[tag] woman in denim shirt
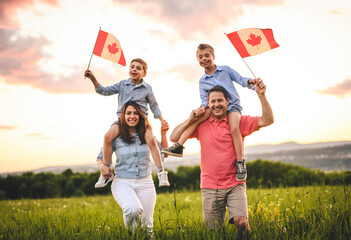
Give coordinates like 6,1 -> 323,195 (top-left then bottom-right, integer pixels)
96,101 -> 170,232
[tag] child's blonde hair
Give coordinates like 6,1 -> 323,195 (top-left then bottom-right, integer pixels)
131,58 -> 148,75
197,43 -> 215,57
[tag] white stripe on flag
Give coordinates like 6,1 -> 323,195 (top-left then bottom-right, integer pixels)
237,28 -> 272,57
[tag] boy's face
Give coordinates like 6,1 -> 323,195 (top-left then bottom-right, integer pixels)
197,48 -> 215,69
129,61 -> 146,83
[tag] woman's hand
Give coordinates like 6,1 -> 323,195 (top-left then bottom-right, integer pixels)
161,120 -> 169,134
98,159 -> 114,179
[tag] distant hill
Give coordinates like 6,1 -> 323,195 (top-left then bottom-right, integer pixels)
244,141 -> 351,154
245,143 -> 351,171
1,141 -> 350,176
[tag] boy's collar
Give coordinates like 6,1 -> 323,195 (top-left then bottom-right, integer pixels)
204,65 -> 223,76
128,78 -> 146,86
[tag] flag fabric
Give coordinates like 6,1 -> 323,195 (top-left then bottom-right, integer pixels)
226,28 -> 279,58
93,30 -> 126,66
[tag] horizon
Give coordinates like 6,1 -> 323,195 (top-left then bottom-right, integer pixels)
2,140 -> 350,175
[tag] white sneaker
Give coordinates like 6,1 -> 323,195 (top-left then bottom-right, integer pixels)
158,170 -> 170,187
94,174 -> 114,188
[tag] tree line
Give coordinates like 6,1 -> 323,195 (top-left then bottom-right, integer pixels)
1,159 -> 350,200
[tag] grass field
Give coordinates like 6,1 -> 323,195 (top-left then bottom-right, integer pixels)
1,185 -> 350,239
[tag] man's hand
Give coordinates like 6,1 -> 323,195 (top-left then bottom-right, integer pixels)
255,78 -> 266,96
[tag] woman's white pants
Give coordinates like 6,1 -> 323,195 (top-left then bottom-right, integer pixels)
111,175 -> 156,230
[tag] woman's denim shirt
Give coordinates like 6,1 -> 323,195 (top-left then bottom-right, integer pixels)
97,134 -> 152,179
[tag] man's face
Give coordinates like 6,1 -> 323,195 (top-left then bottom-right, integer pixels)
207,91 -> 229,120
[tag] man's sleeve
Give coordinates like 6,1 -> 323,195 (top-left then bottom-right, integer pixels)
240,115 -> 259,137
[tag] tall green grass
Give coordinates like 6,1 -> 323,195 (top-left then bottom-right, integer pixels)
1,185 -> 350,239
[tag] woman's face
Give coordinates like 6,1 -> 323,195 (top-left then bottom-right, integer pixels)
124,105 -> 140,128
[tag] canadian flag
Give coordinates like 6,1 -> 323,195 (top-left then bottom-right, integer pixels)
226,28 -> 279,58
93,30 -> 126,66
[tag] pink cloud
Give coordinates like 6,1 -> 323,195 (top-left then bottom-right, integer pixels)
316,79 -> 351,97
0,27 -> 125,94
0,0 -> 59,29
116,0 -> 284,39
0,126 -> 17,130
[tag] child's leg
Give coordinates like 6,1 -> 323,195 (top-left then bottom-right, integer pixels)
228,111 -> 243,161
178,108 -> 211,145
161,109 -> 211,157
103,123 -> 120,166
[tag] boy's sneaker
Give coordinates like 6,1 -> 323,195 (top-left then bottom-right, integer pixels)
236,160 -> 247,181
161,143 -> 184,157
95,174 -> 114,188
158,170 -> 170,187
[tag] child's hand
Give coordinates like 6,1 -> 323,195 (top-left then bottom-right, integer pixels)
161,120 -> 169,134
194,106 -> 206,117
248,78 -> 258,85
84,70 -> 96,80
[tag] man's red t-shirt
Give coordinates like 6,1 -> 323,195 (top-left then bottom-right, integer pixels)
194,115 -> 259,189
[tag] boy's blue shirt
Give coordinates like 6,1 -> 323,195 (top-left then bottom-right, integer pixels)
199,65 -> 254,112
95,78 -> 161,118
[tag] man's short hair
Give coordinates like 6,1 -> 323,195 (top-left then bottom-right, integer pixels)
207,85 -> 229,100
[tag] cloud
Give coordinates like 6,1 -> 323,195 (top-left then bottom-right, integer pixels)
0,0 -> 59,29
116,0 -> 283,39
165,63 -> 204,83
25,133 -> 43,137
0,126 -> 17,130
25,132 -> 53,140
0,27 -> 126,94
316,79 -> 351,97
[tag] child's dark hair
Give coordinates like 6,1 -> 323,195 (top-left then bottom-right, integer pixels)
131,58 -> 148,75
207,85 -> 229,100
197,43 -> 215,57
118,101 -> 151,144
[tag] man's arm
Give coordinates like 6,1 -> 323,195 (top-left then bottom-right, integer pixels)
256,79 -> 274,128
169,110 -> 199,142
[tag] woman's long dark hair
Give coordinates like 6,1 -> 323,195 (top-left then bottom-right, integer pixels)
118,101 -> 151,144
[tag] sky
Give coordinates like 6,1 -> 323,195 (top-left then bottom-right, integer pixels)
1,0 -> 351,173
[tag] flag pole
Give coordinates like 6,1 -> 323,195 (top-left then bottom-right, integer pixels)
85,27 -> 101,78
240,57 -> 256,79
224,33 -> 256,79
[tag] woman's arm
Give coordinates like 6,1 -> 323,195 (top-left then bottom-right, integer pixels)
160,120 -> 169,149
145,128 -> 163,168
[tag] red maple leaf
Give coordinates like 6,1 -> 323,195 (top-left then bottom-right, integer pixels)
107,42 -> 119,56
246,33 -> 262,49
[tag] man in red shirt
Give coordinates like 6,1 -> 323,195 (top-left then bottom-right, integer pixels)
169,79 -> 274,238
